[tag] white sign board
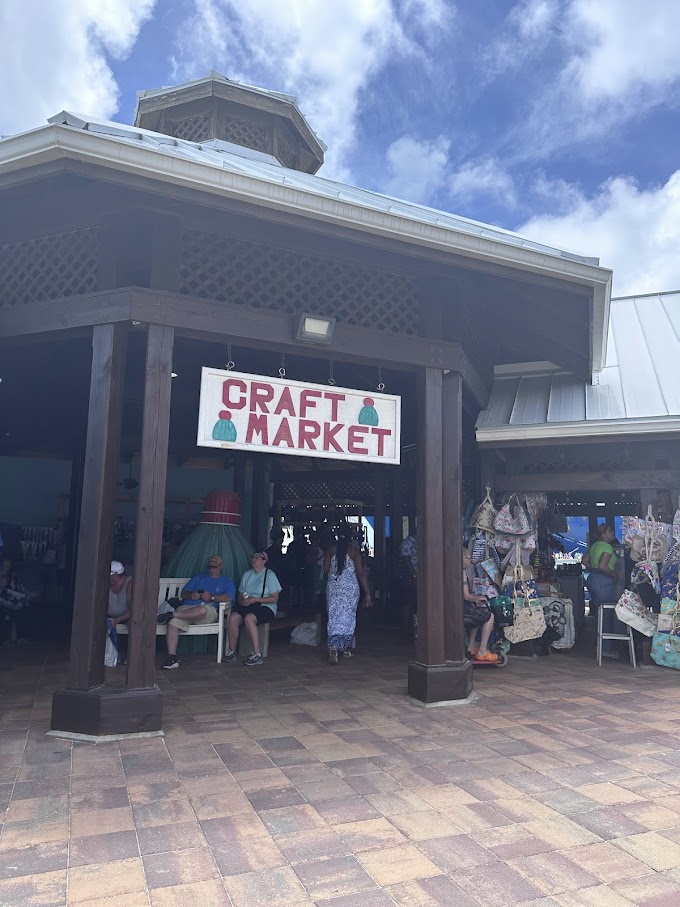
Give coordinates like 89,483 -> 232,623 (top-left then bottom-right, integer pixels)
197,368 -> 401,465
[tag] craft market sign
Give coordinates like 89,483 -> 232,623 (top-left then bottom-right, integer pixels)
198,368 -> 401,464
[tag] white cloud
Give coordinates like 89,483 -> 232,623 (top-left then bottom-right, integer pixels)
383,135 -> 450,204
517,172 -> 680,295
0,0 -> 155,136
564,0 -> 680,102
485,0 -> 558,78
450,159 -> 517,208
174,0 -> 451,180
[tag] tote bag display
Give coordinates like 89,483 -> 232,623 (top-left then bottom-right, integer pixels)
541,598 -> 576,649
504,599 -> 546,643
470,487 -> 497,533
651,588 -> 680,670
494,494 -> 531,537
615,589 -> 657,637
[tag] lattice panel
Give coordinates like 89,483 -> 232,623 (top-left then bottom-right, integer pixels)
277,479 -> 375,504
223,117 -> 268,153
167,112 -> 212,143
0,227 -> 101,307
180,228 -> 419,335
460,302 -> 493,384
277,129 -> 297,169
520,445 -> 636,474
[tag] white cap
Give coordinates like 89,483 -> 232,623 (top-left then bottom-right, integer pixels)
111,561 -> 125,575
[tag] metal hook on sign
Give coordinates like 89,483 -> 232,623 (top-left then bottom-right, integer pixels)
328,360 -> 336,386
377,365 -> 385,392
279,352 -> 286,379
225,344 -> 235,371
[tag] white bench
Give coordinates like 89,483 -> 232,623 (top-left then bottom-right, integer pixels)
115,578 -> 274,662
116,578 -> 228,663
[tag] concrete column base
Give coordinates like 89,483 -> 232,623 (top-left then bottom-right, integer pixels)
407,660 -> 474,705
50,684 -> 162,737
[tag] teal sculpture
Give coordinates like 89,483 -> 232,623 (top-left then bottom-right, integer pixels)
358,397 -> 379,426
212,410 -> 237,442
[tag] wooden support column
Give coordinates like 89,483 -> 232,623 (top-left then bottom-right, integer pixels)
408,368 -> 472,704
252,457 -> 271,549
373,467 -> 386,612
51,324 -> 128,736
127,325 -> 174,702
442,372 -> 471,676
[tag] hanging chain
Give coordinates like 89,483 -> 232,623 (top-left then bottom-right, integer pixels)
279,352 -> 286,378
377,365 -> 385,392
328,360 -> 336,386
225,344 -> 235,371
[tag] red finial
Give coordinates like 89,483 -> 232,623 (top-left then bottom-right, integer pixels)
219,410 -> 232,420
363,398 -> 374,406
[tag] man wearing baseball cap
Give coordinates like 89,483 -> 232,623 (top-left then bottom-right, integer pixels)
163,555 -> 235,669
108,561 -> 132,628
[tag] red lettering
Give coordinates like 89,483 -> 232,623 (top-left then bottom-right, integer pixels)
222,378 -> 247,410
250,381 -> 275,413
274,386 -> 297,417
298,419 -> 321,450
300,389 -> 322,418
272,418 -> 294,447
348,425 -> 369,455
324,391 -> 346,422
246,413 -> 269,445
323,421 -> 343,452
371,427 -> 392,457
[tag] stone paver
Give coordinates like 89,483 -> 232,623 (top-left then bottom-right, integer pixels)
1,633 -> 680,905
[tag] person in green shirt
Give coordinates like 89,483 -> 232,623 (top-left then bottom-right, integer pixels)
583,523 -> 618,654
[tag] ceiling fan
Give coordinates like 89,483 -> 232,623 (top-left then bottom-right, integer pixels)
119,461 -> 139,490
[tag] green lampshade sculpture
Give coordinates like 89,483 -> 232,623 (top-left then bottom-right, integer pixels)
163,489 -> 253,586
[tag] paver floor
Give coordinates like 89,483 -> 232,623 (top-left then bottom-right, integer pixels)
2,633 -> 680,906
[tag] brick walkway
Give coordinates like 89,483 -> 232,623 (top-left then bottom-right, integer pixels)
2,635 -> 680,907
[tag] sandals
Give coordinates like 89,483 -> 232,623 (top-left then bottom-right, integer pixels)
475,651 -> 499,663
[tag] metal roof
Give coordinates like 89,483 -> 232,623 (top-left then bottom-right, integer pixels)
476,290 -> 680,443
0,109 -> 612,372
29,111 -> 599,267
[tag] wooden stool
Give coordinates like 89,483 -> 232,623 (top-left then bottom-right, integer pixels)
597,603 -> 636,667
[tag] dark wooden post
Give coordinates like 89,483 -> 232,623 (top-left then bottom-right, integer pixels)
51,324 -> 128,735
66,324 -> 127,690
373,467 -> 386,612
442,372 -> 469,669
252,457 -> 271,549
127,324 -> 174,693
408,366 -> 473,704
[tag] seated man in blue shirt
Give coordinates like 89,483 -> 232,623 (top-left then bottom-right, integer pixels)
163,554 -> 235,669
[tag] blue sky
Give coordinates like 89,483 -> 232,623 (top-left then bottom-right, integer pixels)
3,0 -> 680,293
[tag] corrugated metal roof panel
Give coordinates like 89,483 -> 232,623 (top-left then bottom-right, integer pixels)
476,378 -> 520,429
547,374 -> 586,422
509,375 -> 551,424
477,290 -> 680,439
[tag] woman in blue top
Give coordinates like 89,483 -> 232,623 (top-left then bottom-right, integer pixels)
224,551 -> 282,666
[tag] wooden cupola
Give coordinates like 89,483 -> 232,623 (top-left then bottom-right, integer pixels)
134,72 -> 325,174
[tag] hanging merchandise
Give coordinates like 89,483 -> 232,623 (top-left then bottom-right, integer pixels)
105,619 -> 119,668
488,596 -> 514,626
471,535 -> 488,563
623,512 -> 673,548
504,562 -> 546,644
615,589 -> 657,637
651,584 -> 680,670
541,597 -> 575,649
523,492 -> 548,529
544,499 -> 569,534
480,557 -> 502,586
470,487 -> 497,533
673,497 -> 680,542
494,494 -> 531,536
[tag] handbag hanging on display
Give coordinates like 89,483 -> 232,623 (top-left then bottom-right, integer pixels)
615,589 -> 657,637
494,494 -> 531,537
470,487 -> 497,533
504,565 -> 546,644
651,584 -> 680,670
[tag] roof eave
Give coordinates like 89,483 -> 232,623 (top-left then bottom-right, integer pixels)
0,125 -> 612,292
476,416 -> 680,445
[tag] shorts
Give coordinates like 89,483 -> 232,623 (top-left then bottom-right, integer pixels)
464,603 -> 492,628
169,604 -> 219,633
232,604 -> 275,624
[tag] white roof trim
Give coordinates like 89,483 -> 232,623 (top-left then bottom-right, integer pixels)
477,416 -> 680,444
0,123 -> 614,296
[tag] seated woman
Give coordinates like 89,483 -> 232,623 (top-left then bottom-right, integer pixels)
463,551 -> 498,662
224,551 -> 282,666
